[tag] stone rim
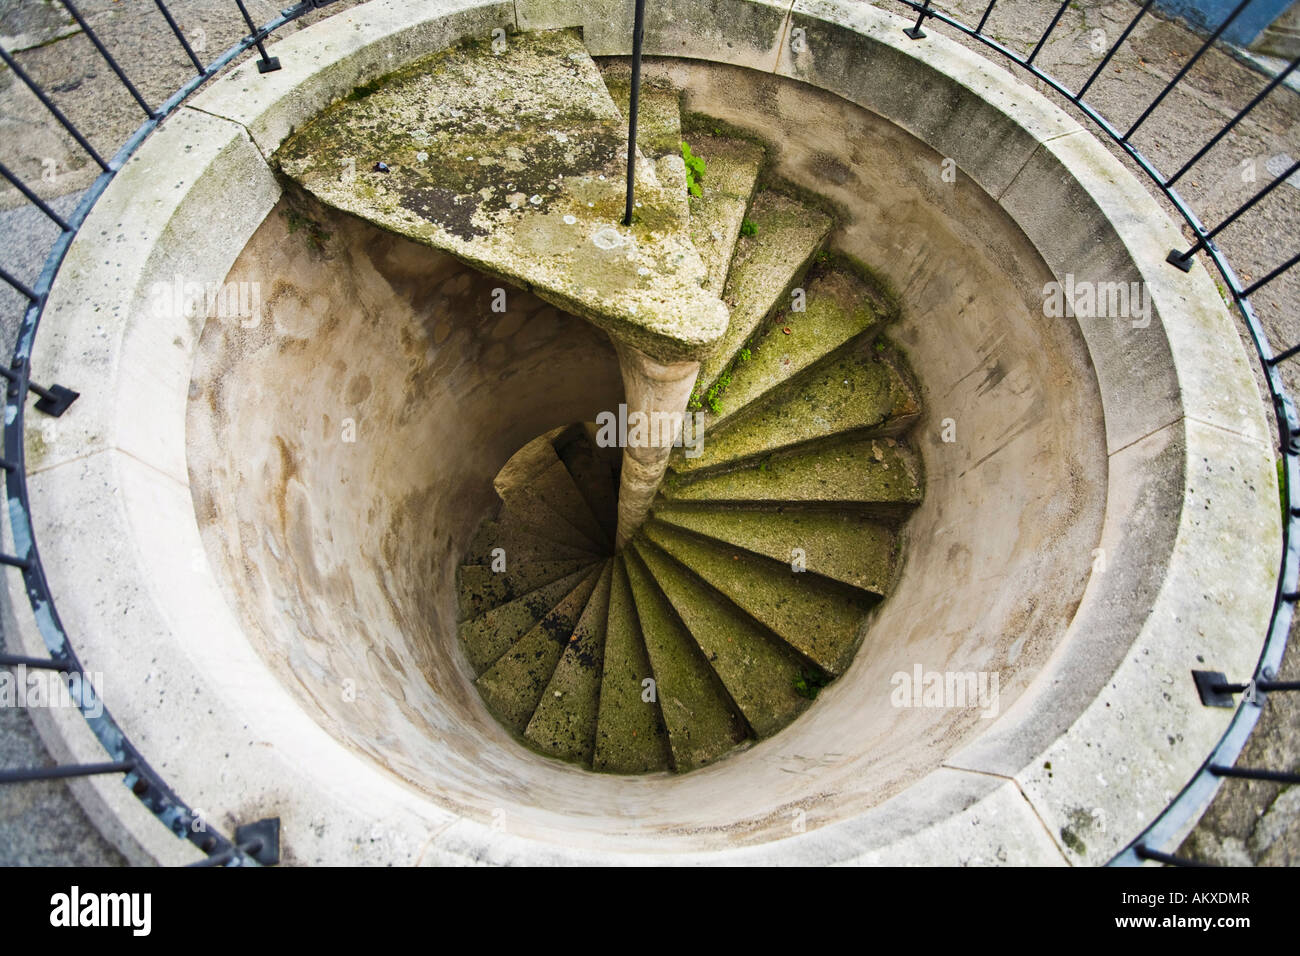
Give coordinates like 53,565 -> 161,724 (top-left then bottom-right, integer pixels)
7,0 -> 1277,865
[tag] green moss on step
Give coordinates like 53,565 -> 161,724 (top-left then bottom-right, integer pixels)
702,261 -> 882,431
624,546 -> 748,771
592,557 -> 673,773
460,566 -> 594,674
678,334 -> 921,475
475,567 -> 602,732
524,563 -> 614,763
635,539 -> 810,737
457,559 -> 594,621
651,505 -> 898,597
666,433 -> 923,510
641,521 -> 874,676
274,29 -> 728,363
695,189 -> 834,396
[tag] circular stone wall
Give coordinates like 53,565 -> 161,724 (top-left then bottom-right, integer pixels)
9,0 -> 1277,866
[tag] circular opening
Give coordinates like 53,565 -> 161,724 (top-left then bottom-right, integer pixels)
184,62 -> 1106,852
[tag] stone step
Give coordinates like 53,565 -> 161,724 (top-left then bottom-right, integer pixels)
663,433 -> 923,511
695,189 -> 833,395
701,262 -> 887,430
475,565 -> 604,733
276,28 -> 728,364
493,427 -> 566,498
680,131 -> 766,294
634,538 -> 809,738
457,559 -> 596,621
677,335 -> 921,476
642,520 -> 873,676
602,69 -> 688,223
592,556 -> 673,774
523,561 -> 615,763
623,545 -> 748,771
553,423 -> 619,546
463,518 -> 600,566
459,566 -> 596,674
651,505 -> 898,597
499,456 -> 610,553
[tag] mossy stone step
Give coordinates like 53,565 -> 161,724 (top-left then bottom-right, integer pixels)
475,565 -> 604,732
602,71 -> 687,222
464,518 -> 599,566
275,29 -> 728,364
695,189 -> 833,394
663,433 -> 923,509
635,538 -> 809,738
553,423 -> 619,546
459,566 -> 595,674
592,556 -> 672,774
457,559 -> 595,620
679,335 -> 921,475
641,520 -> 873,675
681,132 -> 766,294
701,264 -> 885,430
651,505 -> 898,597
524,561 -> 615,763
624,546 -> 748,771
499,457 -> 610,553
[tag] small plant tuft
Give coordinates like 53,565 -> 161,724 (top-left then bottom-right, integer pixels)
793,668 -> 831,700
681,141 -> 706,197
282,208 -> 331,252
703,369 -> 731,414
740,218 -> 758,237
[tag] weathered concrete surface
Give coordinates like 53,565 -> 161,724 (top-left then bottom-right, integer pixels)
475,566 -> 603,732
643,521 -> 875,676
460,566 -> 597,674
457,559 -> 593,620
701,261 -> 885,429
275,29 -> 728,364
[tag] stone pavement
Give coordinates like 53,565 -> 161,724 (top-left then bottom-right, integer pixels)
0,0 -> 1295,865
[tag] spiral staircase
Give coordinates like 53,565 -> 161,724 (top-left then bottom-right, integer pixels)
274,30 -> 929,772
460,258 -> 924,771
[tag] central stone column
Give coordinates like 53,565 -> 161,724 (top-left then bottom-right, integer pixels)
614,341 -> 699,549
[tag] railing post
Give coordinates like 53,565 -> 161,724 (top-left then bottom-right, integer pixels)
905,0 -> 931,39
623,0 -> 647,227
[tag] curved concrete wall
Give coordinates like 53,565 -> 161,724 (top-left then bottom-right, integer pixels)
6,0 -> 1278,866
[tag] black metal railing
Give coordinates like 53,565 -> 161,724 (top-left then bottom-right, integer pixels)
1,0 -> 1295,866
0,0 -> 350,867
873,0 -> 1299,866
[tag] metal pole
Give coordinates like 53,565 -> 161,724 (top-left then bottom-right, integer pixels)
623,0 -> 647,227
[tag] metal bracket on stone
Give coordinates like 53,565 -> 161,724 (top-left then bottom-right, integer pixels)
1192,669 -> 1237,708
234,817 -> 281,865
30,382 -> 80,417
0,364 -> 79,417
1166,248 -> 1195,272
